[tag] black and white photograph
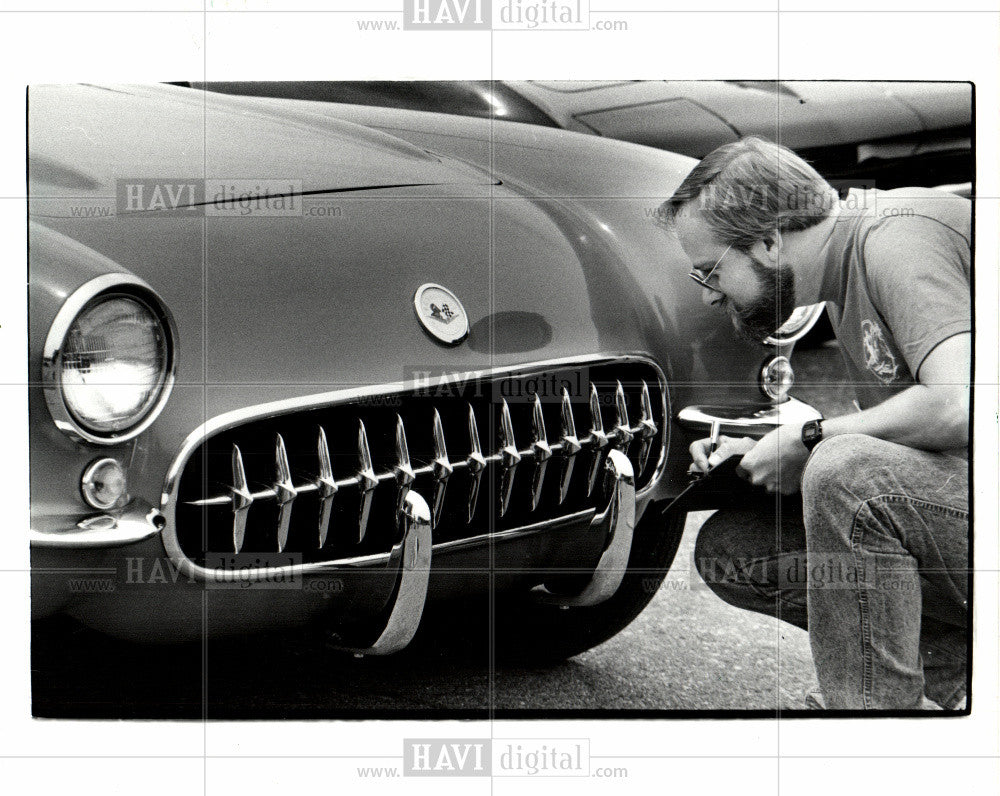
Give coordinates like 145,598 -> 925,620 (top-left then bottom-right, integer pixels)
4,1 -> 999,794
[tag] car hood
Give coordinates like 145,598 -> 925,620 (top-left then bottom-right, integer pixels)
28,83 -> 494,217
40,181 -> 658,405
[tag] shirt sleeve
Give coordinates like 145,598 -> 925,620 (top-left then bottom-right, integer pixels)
862,215 -> 971,380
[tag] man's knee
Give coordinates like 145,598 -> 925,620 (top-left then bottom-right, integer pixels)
694,510 -> 756,583
693,508 -> 810,628
801,433 -> 886,505
800,433 -> 917,553
693,509 -> 776,594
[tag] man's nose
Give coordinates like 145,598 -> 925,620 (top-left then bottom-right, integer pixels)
701,286 -> 724,307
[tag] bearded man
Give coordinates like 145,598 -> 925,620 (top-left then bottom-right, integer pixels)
659,137 -> 971,710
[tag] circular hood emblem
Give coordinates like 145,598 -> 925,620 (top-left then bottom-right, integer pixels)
413,283 -> 469,345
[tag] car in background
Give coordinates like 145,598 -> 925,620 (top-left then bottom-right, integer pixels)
30,82 -> 822,662
184,80 -> 973,193
507,80 -> 972,193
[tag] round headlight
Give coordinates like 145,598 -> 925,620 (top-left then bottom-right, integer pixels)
61,295 -> 167,433
43,275 -> 176,444
80,457 -> 128,510
760,355 -> 795,401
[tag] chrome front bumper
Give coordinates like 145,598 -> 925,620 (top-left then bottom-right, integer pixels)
30,499 -> 165,548
677,396 -> 822,439
32,451 -> 640,649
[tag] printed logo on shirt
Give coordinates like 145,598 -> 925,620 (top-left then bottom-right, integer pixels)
861,319 -> 900,383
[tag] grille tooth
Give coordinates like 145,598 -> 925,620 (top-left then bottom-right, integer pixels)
356,420 -> 378,544
465,403 -> 487,523
557,388 -> 580,505
636,381 -> 658,475
529,394 -> 552,511
638,380 -> 657,436
614,380 -> 634,451
230,444 -> 253,554
316,426 -> 338,548
559,388 -> 582,455
430,408 -> 452,529
586,383 -> 609,497
498,398 -> 520,517
587,382 -> 609,447
273,434 -> 297,553
394,414 -> 415,515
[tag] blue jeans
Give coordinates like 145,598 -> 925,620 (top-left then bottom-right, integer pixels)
694,434 -> 969,710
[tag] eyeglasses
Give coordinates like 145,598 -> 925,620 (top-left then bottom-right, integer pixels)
688,242 -> 734,289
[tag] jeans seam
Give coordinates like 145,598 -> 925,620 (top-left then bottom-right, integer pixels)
849,500 -> 876,710
861,492 -> 968,521
849,493 -> 966,710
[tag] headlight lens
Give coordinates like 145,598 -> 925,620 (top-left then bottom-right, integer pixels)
80,457 -> 128,510
60,295 -> 170,434
760,355 -> 795,401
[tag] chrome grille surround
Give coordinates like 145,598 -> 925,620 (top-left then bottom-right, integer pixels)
160,354 -> 668,582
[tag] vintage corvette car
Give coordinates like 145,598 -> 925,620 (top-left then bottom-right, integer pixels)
29,83 -> 822,660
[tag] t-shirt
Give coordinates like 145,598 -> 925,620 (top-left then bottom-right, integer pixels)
820,187 -> 971,411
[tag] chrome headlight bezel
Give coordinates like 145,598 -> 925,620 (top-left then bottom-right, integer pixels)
42,273 -> 177,445
763,303 -> 827,346
759,355 -> 795,401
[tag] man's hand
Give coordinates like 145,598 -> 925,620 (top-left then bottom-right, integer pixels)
688,435 -> 756,474
736,424 -> 810,495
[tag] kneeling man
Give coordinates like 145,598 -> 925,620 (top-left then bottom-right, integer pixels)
658,137 -> 970,710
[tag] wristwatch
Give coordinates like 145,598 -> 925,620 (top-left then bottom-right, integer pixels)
801,418 -> 824,451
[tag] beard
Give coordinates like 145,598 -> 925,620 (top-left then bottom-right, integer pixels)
724,255 -> 798,343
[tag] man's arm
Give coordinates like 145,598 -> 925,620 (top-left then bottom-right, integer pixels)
723,333 -> 969,493
822,332 -> 969,450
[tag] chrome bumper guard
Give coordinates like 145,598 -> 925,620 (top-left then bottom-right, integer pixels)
330,490 -> 433,656
336,450 -> 637,655
534,449 -> 636,608
677,396 -> 822,438
326,446 -> 637,653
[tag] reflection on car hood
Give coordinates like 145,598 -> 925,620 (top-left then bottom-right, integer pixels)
28,83 -> 495,215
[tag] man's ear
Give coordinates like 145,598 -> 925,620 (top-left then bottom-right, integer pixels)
755,230 -> 783,264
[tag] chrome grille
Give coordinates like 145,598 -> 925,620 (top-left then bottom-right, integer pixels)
172,360 -> 666,567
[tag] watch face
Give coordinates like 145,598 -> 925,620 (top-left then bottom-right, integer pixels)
802,420 -> 823,449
